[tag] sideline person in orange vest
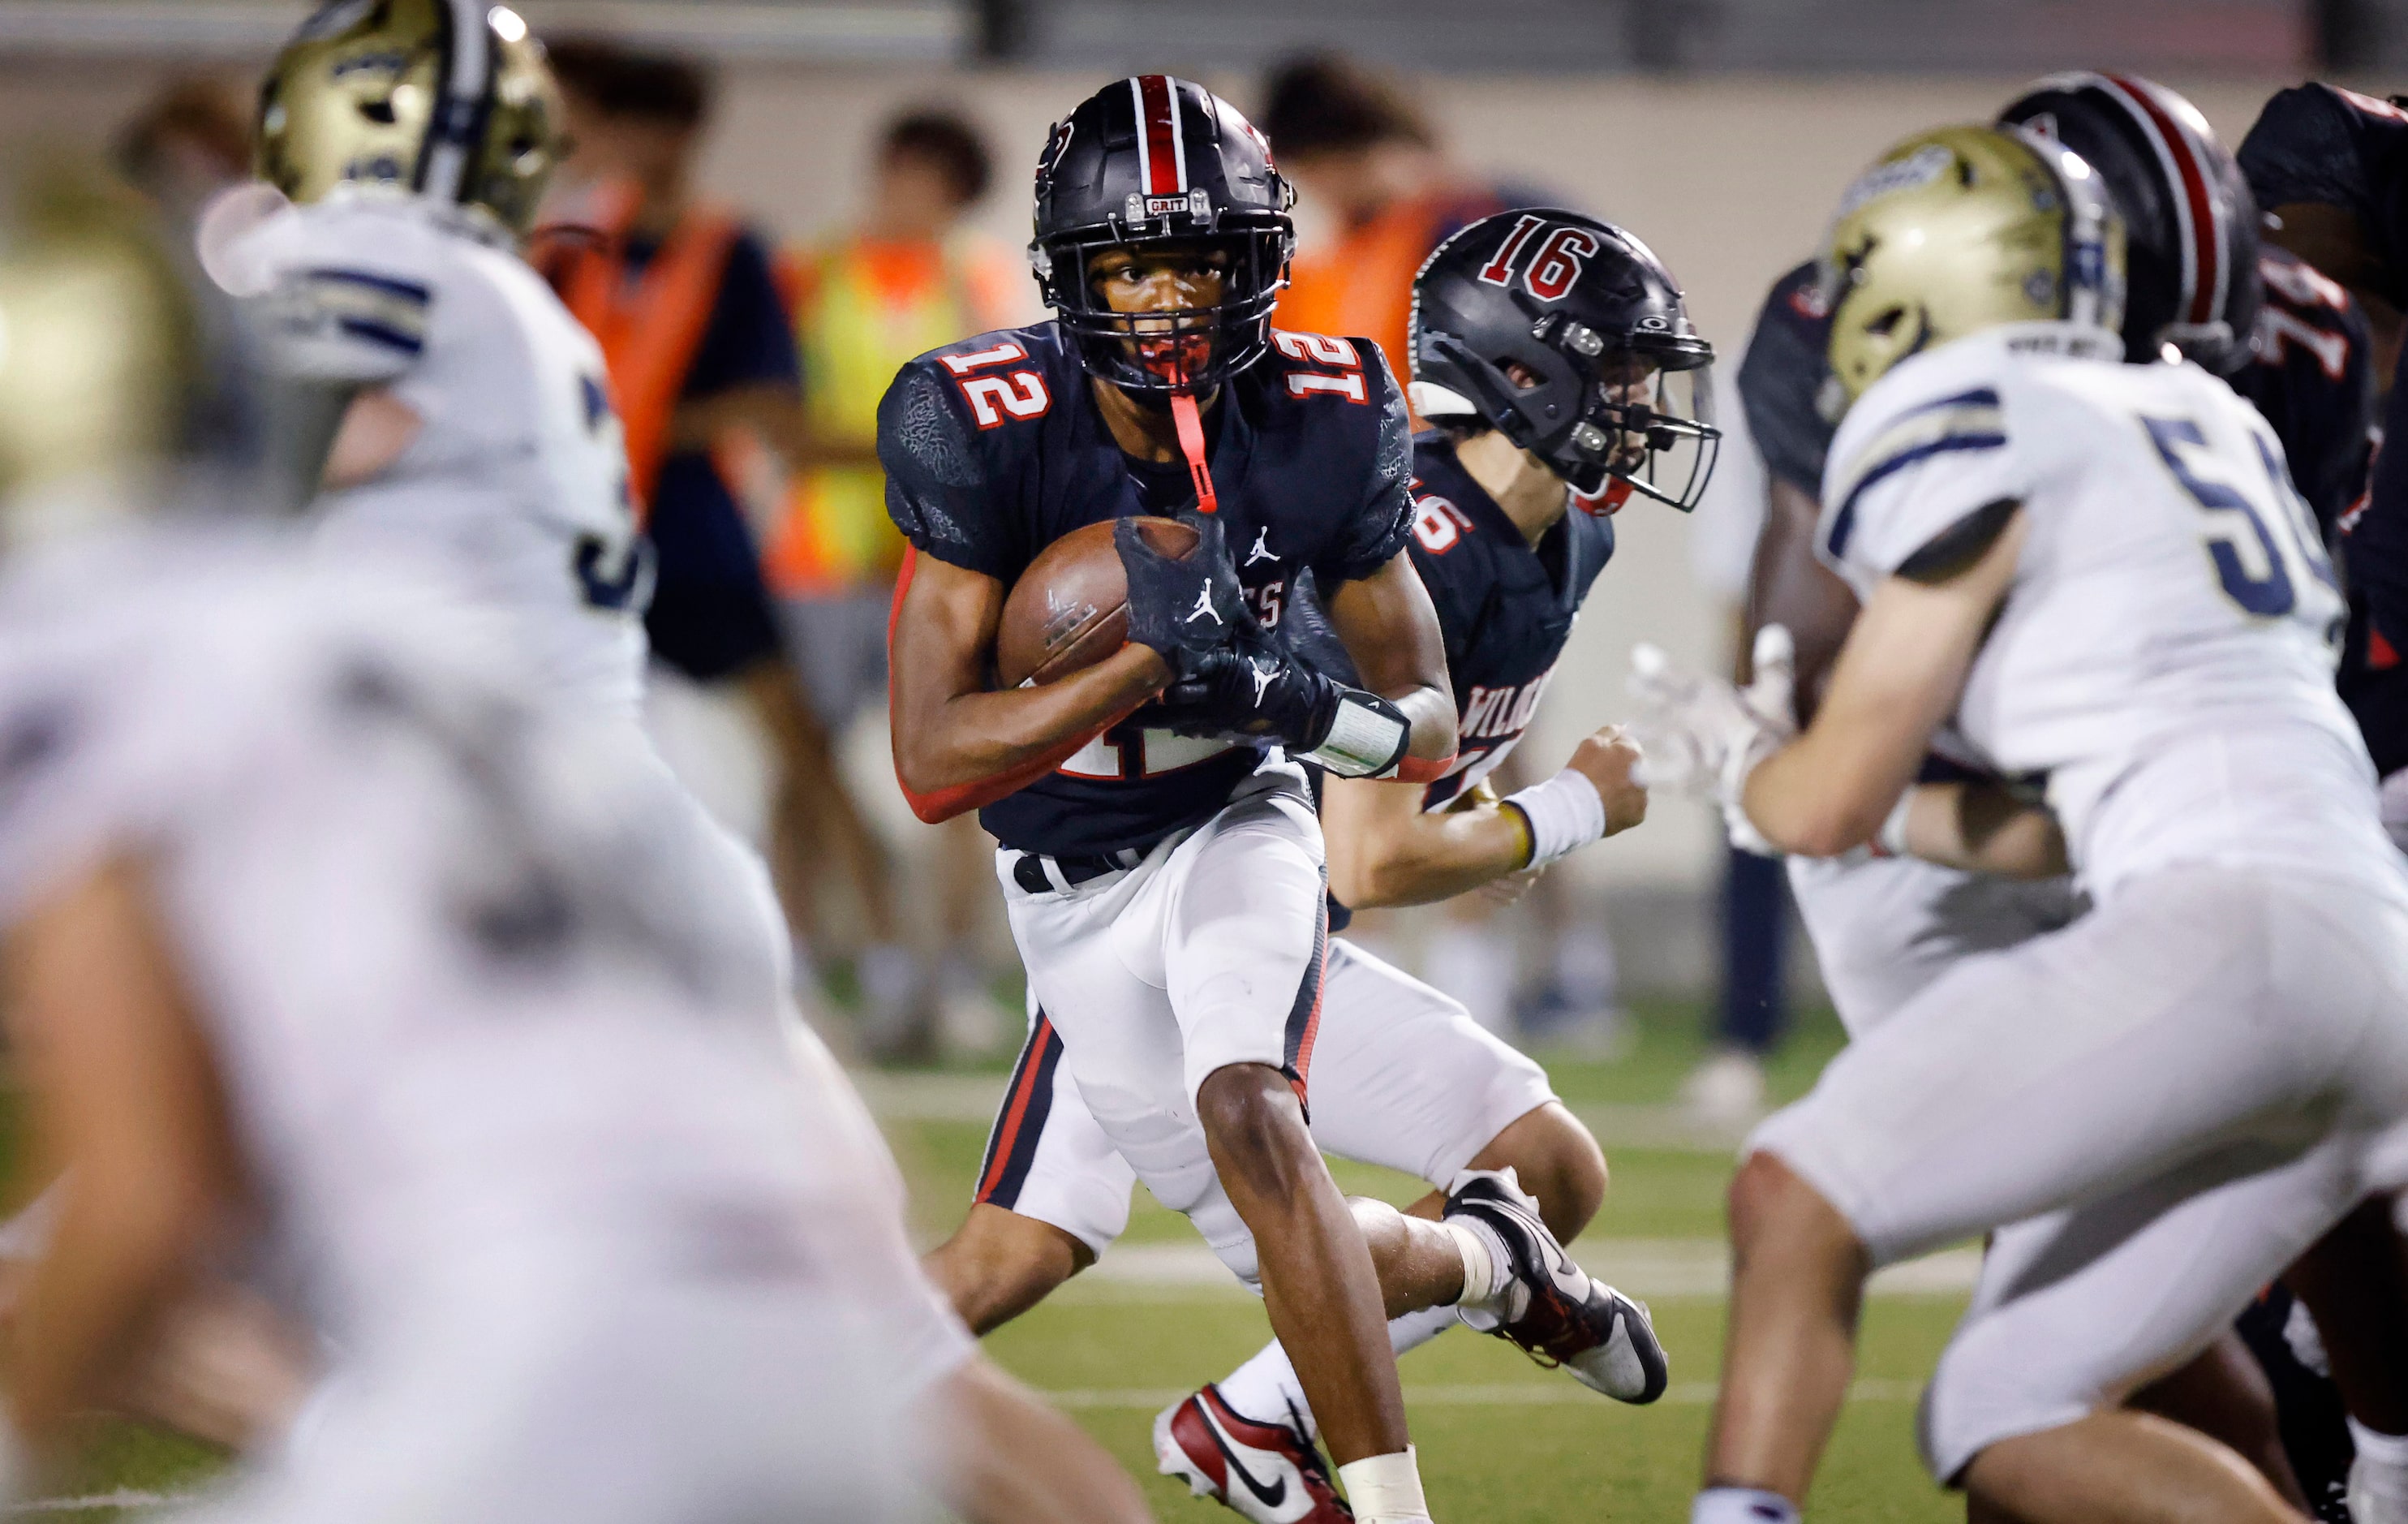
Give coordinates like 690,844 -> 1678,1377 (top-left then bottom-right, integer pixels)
763,109 -> 1027,1060
537,39 -> 885,1030
1263,55 -> 1548,401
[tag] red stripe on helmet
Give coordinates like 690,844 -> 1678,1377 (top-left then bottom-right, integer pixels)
1135,74 -> 1182,196
2105,73 -> 2222,327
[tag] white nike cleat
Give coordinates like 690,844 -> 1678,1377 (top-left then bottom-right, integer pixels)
1444,1167 -> 1671,1403
1154,1383 -> 1352,1523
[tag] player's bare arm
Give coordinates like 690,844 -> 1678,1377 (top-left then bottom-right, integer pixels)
1896,778 -> 2068,880
888,553 -> 1170,801
1741,509 -> 2027,856
2,859 -> 244,1462
320,387 -> 424,489
1320,549 -> 1458,764
1742,475 -> 1860,722
1324,729 -> 1644,908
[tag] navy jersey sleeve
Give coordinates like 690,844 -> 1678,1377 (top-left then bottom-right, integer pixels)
2238,250 -> 2376,537
2240,84 -> 2408,304
681,230 -> 801,402
878,348 -> 1020,581
1315,343 -> 1417,583
1737,260 -> 1838,494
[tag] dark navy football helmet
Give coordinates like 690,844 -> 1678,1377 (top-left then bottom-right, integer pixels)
1410,208 -> 1718,510
1030,75 -> 1295,394
2000,72 -> 2262,373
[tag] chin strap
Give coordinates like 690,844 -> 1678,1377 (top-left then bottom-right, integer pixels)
1168,389 -> 1219,514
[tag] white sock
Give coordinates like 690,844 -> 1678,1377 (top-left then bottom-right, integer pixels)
1692,1486 -> 1800,1524
1337,1446 -> 1429,1524
1214,1343 -> 1305,1433
1390,1304 -> 1457,1358
2351,1418 -> 2408,1518
1213,1307 -> 1460,1443
1444,1217 -> 1512,1312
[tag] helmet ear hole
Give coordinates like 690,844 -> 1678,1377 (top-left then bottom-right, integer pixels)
359,97 -> 398,126
1864,305 -> 1908,338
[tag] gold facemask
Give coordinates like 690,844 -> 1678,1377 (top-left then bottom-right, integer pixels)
1821,123 -> 2125,405
256,0 -> 562,236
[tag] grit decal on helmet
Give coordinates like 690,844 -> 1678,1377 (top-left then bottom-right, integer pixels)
257,0 -> 565,237
1820,124 -> 2127,407
1029,75 -> 1296,396
1409,208 -> 1720,510
2000,72 -> 2260,372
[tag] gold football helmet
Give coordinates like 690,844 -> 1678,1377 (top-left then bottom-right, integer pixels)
256,0 -> 562,236
1821,124 -> 2125,405
0,158 -> 195,527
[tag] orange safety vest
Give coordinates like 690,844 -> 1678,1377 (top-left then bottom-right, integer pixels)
541,179 -> 742,523
1277,187 -> 1506,407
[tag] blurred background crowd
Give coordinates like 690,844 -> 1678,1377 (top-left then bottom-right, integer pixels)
8,0 -> 2394,1117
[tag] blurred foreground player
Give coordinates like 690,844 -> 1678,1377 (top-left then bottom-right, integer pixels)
883,74 -> 1469,1522
1635,126 -> 2408,1524
924,208 -> 1714,1522
0,169 -> 1145,1524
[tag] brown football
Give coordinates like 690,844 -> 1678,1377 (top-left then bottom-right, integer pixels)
995,516 -> 1200,687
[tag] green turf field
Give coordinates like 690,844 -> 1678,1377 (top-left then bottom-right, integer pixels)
44,997 -> 1974,1520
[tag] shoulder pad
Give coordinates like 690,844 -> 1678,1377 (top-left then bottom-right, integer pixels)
1261,329 -> 1387,406
905,323 -> 1072,437
1823,344 -> 2012,559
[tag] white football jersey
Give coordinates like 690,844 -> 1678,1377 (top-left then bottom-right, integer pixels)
231,190 -> 650,718
1819,321 -> 2402,901
0,529 -> 955,1371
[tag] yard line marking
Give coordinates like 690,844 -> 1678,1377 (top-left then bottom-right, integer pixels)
854,1071 -> 1755,1153
1052,1240 -> 1981,1299
1043,1379 -> 1924,1410
8,1491 -> 185,1513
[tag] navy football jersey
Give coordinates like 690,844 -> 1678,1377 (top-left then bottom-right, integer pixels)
2233,248 -> 2376,539
1396,435 -> 1615,808
879,319 -> 1415,856
1735,260 -> 1837,495
1290,433 -> 1615,805
2239,84 -> 2408,308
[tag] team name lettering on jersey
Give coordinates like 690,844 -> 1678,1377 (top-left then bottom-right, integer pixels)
1462,669 -> 1553,741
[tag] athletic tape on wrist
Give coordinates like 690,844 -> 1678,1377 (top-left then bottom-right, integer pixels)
1504,768 -> 1609,867
1308,692 -> 1408,777
1337,1446 -> 1428,1523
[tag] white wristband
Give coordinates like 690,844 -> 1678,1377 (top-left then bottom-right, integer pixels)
1337,1446 -> 1430,1523
1877,788 -> 1915,857
1504,768 -> 1609,868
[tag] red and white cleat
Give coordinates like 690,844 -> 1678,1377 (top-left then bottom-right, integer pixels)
1153,1383 -> 1352,1523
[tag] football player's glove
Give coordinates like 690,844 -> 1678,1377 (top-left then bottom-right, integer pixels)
1116,510 -> 1244,662
1154,626 -> 1411,779
1625,624 -> 1796,855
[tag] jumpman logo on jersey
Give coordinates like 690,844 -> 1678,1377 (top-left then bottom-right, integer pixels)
1185,584 -> 1223,625
1245,527 -> 1280,566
